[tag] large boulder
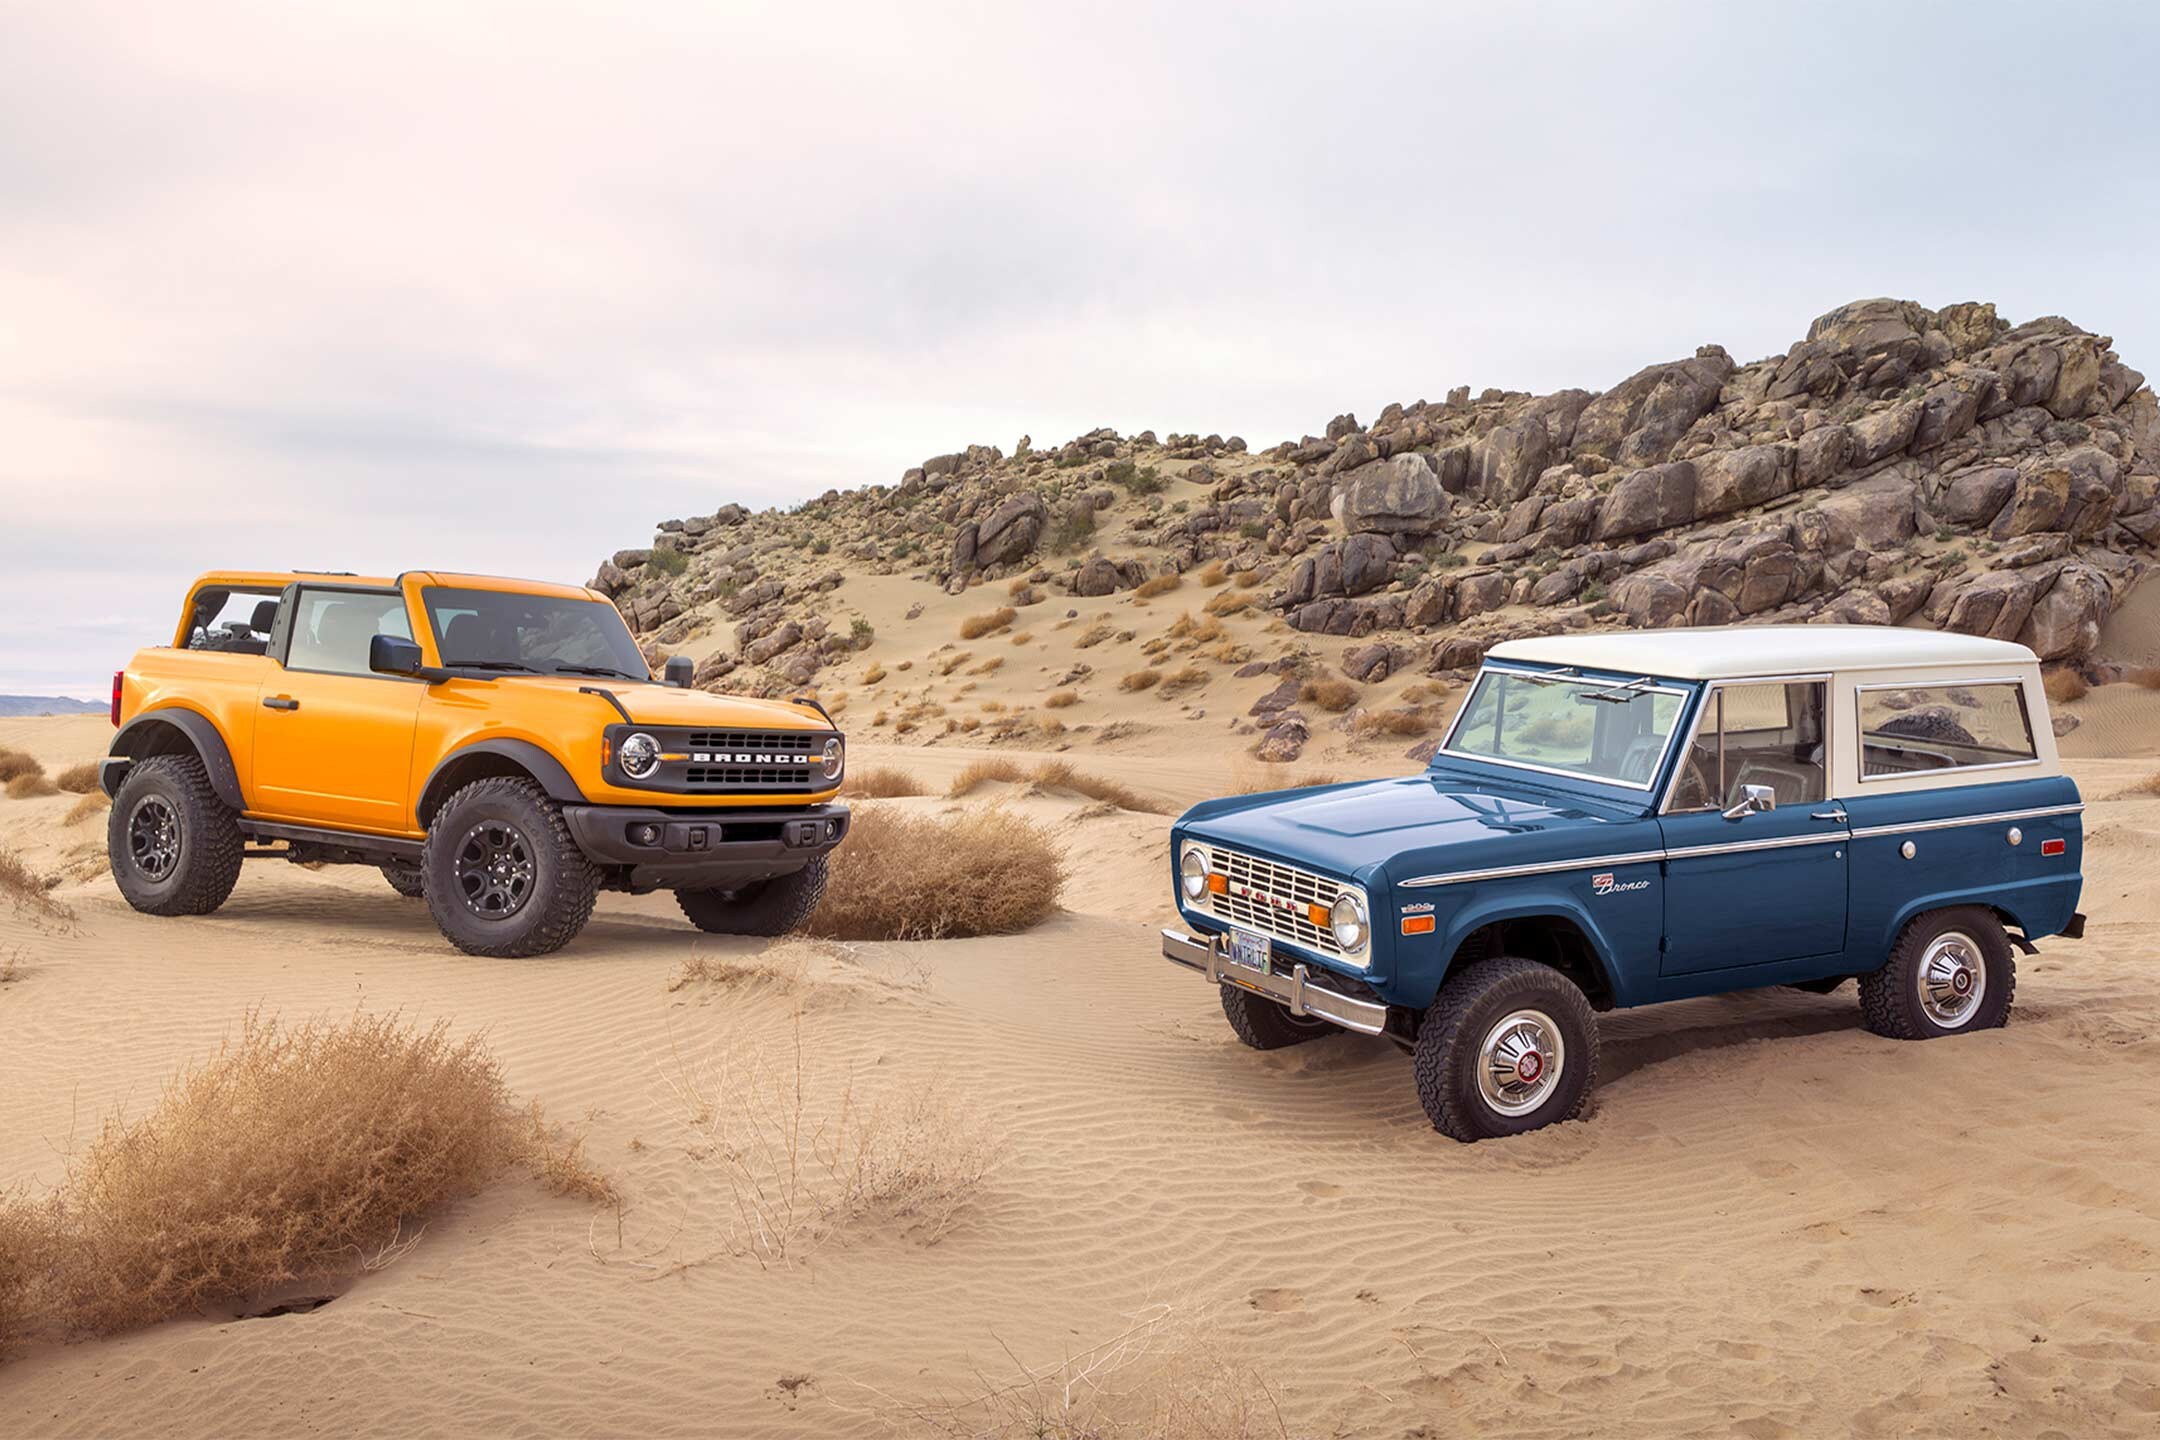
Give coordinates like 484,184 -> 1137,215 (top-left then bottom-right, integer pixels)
1942,569 -> 2044,641
1593,461 -> 1698,541
1072,554 -> 1149,597
1470,419 -> 1551,503
2020,563 -> 2112,659
1846,399 -> 1923,467
1693,443 -> 1795,520
973,491 -> 1048,568
1335,453 -> 1450,535
1571,349 -> 1733,465
1930,464 -> 2019,528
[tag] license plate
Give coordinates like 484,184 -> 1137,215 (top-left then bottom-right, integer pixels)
1226,928 -> 1272,976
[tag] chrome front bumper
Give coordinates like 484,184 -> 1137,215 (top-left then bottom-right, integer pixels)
1160,927 -> 1388,1036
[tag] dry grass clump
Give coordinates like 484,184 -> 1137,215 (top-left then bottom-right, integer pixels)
1045,690 -> 1080,709
1134,573 -> 1183,599
1010,631 -> 1033,645
1203,590 -> 1253,616
847,766 -> 926,799
806,806 -> 1062,941
0,751 -> 43,785
1121,669 -> 1162,692
2043,669 -> 2089,703
1198,560 -> 1229,586
1234,770 -> 1342,794
970,655 -> 1006,676
667,1023 -> 999,1267
1029,760 -> 1164,813
862,662 -> 887,684
948,757 -> 1028,795
1301,677 -> 1359,712
6,773 -> 59,800
959,607 -> 1017,640
1166,612 -> 1225,644
0,847 -> 71,926
0,1012 -> 611,1351
1351,705 -> 1444,739
2120,771 -> 2160,798
53,762 -> 100,795
63,792 -> 111,826
1233,569 -> 1266,589
1159,664 -> 1210,693
1075,620 -> 1117,649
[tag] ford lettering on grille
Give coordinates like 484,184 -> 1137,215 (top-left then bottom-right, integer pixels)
1200,847 -> 1351,959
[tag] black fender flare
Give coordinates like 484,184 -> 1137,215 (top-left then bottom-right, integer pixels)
109,709 -> 245,811
417,739 -> 588,828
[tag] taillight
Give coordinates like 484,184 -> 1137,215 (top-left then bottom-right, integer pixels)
110,671 -> 123,727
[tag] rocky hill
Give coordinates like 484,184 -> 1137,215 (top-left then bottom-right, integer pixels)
590,298 -> 2158,756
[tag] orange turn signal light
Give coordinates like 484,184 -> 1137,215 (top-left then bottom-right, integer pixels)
1400,914 -> 1436,936
1306,902 -> 1331,928
1207,874 -> 1227,896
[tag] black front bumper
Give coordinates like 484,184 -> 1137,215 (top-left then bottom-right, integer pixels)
561,802 -> 850,890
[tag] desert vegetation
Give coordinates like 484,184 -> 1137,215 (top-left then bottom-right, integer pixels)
53,763 -> 100,795
1044,690 -> 1080,708
1300,677 -> 1359,712
2044,669 -> 2090,703
5,773 -> 57,799
944,757 -> 1165,814
0,1012 -> 610,1356
1350,705 -> 1445,739
845,766 -> 926,798
0,847 -> 71,926
62,792 -> 110,826
0,750 -> 43,785
959,607 -> 1017,640
804,807 -> 1063,940
1121,669 -> 1161,692
1133,573 -> 1183,599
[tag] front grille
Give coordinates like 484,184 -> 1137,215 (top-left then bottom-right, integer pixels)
1200,847 -> 1353,960
683,764 -> 818,790
616,725 -> 835,794
685,729 -> 823,753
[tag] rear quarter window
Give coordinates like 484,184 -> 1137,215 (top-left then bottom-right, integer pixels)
1858,681 -> 2037,778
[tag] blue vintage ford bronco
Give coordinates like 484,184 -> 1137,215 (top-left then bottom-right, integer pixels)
1162,626 -> 2087,1141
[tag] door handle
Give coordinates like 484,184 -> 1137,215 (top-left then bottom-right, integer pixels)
262,696 -> 300,711
1809,809 -> 1846,821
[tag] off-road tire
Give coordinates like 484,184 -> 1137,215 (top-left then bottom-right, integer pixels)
108,754 -> 244,917
1219,983 -> 1336,1049
676,855 -> 829,937
1859,905 -> 2015,1040
1412,956 -> 1599,1143
422,777 -> 599,957
381,862 -> 426,899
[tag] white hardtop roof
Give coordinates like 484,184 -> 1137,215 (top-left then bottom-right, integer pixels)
1486,625 -> 2039,681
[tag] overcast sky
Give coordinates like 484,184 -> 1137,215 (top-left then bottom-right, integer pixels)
5,1 -> 2157,696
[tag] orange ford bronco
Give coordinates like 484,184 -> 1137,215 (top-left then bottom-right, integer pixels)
100,571 -> 849,956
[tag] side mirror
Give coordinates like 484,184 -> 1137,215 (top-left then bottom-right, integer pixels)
370,634 -> 447,683
1721,783 -> 1777,821
664,654 -> 695,689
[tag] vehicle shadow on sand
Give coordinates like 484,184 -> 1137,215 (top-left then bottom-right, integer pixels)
1597,988 -> 1862,1085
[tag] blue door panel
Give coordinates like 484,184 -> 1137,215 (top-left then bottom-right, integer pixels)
1656,811 -> 1850,974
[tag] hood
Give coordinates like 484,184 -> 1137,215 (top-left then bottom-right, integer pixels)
1180,774 -> 1650,881
499,676 -> 836,730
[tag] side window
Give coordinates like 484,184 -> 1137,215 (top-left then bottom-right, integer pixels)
1859,682 -> 2036,777
285,589 -> 413,677
1671,681 -> 1826,811
185,588 -> 283,655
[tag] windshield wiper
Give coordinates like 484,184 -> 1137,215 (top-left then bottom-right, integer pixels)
552,664 -> 644,679
446,659 -> 544,673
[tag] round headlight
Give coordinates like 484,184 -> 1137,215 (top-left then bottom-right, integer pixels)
1329,892 -> 1369,954
619,731 -> 662,780
820,736 -> 843,781
1179,844 -> 1209,901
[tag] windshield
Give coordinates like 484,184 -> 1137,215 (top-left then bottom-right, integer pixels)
422,587 -> 650,679
1441,667 -> 1687,789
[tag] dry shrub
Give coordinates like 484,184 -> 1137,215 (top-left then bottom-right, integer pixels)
866,1303 -> 1285,1439
0,847 -> 71,926
0,1012 -> 608,1349
668,1021 -> 998,1267
1007,577 -> 1033,596
970,655 -> 1005,676
2043,669 -> 2089,703
863,663 -> 887,685
1030,760 -> 1165,813
1166,612 -> 1225,644
1160,664 -> 1209,693
1121,669 -> 1161,692
1198,560 -> 1229,587
1141,636 -> 1171,658
53,763 -> 100,795
948,758 -> 1028,795
847,766 -> 925,798
0,751 -> 42,785
6,773 -> 59,800
2129,666 -> 2160,689
807,807 -> 1062,940
1301,678 -> 1359,712
1234,770 -> 1341,794
959,607 -> 1017,640
1045,690 -> 1080,709
1035,715 -> 1066,738
1134,573 -> 1183,599
2122,771 -> 2160,797
1233,569 -> 1265,589
938,652 -> 974,677
1351,705 -> 1443,739
1010,631 -> 1034,645
1075,621 -> 1118,649
63,792 -> 111,826
1203,590 -> 1253,616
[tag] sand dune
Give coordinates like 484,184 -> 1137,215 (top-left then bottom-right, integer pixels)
4,716 -> 2160,1438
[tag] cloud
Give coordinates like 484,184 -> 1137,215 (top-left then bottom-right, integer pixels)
3,0 -> 2158,694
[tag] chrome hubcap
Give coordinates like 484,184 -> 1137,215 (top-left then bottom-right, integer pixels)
1917,931 -> 1986,1028
455,822 -> 534,919
127,797 -> 182,882
1477,1008 -> 1564,1117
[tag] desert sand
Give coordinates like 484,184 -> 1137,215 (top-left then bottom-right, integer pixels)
4,674 -> 2160,1438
